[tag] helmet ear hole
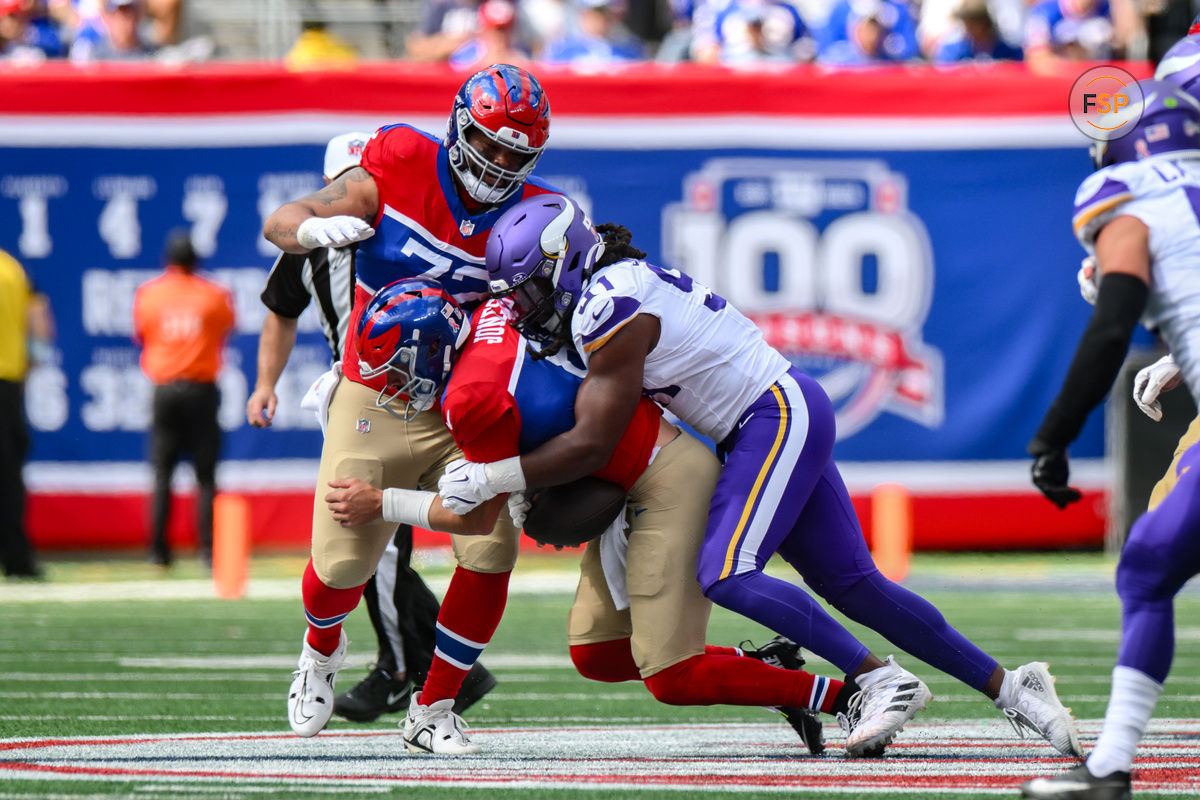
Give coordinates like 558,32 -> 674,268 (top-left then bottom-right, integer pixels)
567,252 -> 581,274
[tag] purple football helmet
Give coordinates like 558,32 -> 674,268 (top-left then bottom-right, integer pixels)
1156,36 -> 1200,101
1091,79 -> 1200,170
485,195 -> 605,352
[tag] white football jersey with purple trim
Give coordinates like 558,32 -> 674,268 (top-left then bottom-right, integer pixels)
570,258 -> 790,442
1072,156 -> 1200,399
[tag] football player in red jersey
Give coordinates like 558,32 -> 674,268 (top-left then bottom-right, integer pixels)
326,278 -> 875,756
260,64 -> 562,740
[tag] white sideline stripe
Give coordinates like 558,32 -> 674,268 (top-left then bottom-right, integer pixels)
0,570 -> 579,604
1018,626 -> 1200,642
25,458 -> 1112,493
0,114 -> 1084,150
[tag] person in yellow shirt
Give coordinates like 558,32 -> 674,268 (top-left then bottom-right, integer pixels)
0,247 -> 52,579
133,230 -> 236,567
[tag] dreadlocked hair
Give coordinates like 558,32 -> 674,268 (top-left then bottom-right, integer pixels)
595,223 -> 646,268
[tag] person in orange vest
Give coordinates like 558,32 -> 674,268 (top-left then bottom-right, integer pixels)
133,229 -> 235,567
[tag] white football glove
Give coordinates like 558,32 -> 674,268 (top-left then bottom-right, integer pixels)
1077,256 -> 1099,306
1133,355 -> 1182,422
439,458 -> 498,515
507,491 -> 531,529
296,215 -> 374,250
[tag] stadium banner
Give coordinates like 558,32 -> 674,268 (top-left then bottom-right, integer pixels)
0,63 -> 1147,551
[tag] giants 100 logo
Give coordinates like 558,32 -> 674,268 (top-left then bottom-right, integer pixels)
662,158 -> 943,439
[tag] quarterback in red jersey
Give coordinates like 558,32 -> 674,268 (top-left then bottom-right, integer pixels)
260,64 -> 562,741
327,290 -> 859,755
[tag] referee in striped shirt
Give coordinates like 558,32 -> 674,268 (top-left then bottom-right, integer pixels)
247,132 -> 495,724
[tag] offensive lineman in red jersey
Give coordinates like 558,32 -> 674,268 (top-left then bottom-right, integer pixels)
261,64 -> 563,742
327,285 -> 866,755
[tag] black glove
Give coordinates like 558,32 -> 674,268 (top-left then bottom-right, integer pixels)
1030,449 -> 1083,509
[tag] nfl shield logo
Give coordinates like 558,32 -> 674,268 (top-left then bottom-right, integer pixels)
459,219 -> 475,236
356,418 -> 370,434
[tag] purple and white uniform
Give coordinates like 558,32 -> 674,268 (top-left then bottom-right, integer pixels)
1074,156 -> 1200,684
572,258 -> 999,684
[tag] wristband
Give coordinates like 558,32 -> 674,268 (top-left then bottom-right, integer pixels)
484,456 -> 527,493
381,488 -> 434,528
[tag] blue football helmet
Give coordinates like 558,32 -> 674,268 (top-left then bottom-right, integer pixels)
355,278 -> 471,420
1090,79 -> 1200,170
445,63 -> 551,205
485,195 -> 604,354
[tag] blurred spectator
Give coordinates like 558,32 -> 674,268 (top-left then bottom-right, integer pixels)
931,0 -> 1022,62
449,0 -> 531,69
0,247 -> 51,580
407,0 -> 481,61
691,0 -> 814,64
1023,0 -> 1114,67
542,0 -> 644,64
520,0 -> 569,54
654,0 -> 696,61
143,0 -> 178,45
817,0 -> 919,64
285,18 -> 359,70
0,0 -> 65,63
133,230 -> 235,569
918,0 -> 1025,58
69,0 -> 155,62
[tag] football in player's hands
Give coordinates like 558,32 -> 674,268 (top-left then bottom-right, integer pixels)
522,477 -> 627,548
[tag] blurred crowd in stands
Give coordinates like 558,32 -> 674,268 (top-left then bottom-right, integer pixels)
0,0 -> 1192,68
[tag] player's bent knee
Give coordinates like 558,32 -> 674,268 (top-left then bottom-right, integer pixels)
454,537 -> 518,573
643,660 -> 700,706
1116,538 -> 1177,603
314,553 -> 375,589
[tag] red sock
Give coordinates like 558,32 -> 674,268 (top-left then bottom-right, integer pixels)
420,567 -> 510,705
705,645 -> 740,657
301,559 -> 365,655
570,639 -> 642,682
644,653 -> 844,712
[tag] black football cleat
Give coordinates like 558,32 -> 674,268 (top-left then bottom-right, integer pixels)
333,665 -> 412,723
742,636 -> 825,755
1021,764 -> 1132,800
453,661 -> 498,715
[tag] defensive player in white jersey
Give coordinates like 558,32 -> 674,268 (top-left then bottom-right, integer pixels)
439,195 -> 1082,758
1021,81 -> 1200,800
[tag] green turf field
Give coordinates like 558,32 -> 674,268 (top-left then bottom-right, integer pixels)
1,550 -> 1197,799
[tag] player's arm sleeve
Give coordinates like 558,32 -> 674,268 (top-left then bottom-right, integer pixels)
1028,272 -> 1149,454
260,252 -> 313,318
443,382 -> 522,462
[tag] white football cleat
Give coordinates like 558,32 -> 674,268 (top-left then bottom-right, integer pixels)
403,693 -> 482,755
997,662 -> 1083,758
287,630 -> 346,737
839,655 -> 931,757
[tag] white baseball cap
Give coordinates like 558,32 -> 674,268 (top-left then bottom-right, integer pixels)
323,131 -> 371,181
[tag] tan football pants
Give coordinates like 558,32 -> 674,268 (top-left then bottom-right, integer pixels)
1147,414 -> 1200,511
567,429 -> 723,678
310,378 -> 519,588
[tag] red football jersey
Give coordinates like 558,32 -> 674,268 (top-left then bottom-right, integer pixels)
344,123 -> 561,389
442,300 -> 661,491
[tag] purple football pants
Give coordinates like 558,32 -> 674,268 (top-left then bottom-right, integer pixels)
697,368 -> 998,689
1115,439 -> 1200,684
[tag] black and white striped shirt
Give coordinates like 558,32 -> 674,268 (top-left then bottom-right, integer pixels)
260,246 -> 355,362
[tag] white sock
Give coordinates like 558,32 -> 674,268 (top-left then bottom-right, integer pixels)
994,668 -> 1017,708
1087,666 -> 1163,777
857,656 -> 895,688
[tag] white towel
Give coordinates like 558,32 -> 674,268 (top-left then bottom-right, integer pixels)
598,510 -> 631,611
300,362 -> 342,435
